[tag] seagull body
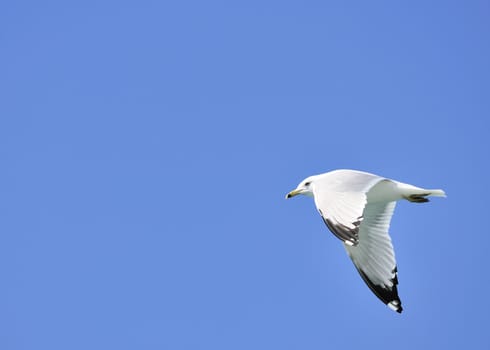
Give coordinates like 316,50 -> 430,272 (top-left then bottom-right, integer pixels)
286,169 -> 445,313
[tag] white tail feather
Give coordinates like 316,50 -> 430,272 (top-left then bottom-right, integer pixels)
428,189 -> 446,197
395,182 -> 446,199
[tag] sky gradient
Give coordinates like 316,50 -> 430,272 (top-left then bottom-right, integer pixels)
1,1 -> 489,349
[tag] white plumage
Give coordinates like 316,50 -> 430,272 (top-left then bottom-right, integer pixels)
286,169 -> 446,313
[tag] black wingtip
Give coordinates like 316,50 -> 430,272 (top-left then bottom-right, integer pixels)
388,300 -> 403,313
356,266 -> 403,313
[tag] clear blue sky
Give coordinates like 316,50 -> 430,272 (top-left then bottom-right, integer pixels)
1,1 -> 489,349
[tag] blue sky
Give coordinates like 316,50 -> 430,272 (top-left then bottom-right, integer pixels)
1,1 -> 489,349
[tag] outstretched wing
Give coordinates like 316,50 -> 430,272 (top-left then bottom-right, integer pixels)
316,191 -> 366,246
313,170 -> 383,246
344,201 -> 402,313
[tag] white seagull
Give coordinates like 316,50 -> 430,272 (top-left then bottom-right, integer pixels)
286,169 -> 446,313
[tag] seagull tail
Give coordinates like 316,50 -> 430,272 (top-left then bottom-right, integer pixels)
427,189 -> 446,197
395,182 -> 446,202
404,188 -> 446,203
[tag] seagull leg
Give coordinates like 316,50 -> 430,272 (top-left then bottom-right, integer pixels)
404,194 -> 430,203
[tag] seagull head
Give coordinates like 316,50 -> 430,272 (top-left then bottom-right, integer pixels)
286,176 -> 315,199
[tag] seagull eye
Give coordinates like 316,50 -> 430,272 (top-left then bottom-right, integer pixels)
304,182 -> 311,186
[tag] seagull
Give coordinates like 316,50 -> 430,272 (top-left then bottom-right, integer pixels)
286,169 -> 445,313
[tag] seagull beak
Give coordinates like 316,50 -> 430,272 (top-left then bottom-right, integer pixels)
286,189 -> 302,199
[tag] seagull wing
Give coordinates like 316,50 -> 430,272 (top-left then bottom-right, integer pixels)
344,201 -> 402,313
315,191 -> 366,246
313,170 -> 383,246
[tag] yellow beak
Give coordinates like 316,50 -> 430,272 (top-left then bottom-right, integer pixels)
285,189 -> 302,199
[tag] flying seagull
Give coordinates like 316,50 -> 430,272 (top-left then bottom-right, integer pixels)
286,169 -> 445,313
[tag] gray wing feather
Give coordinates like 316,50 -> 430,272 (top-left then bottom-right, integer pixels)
344,201 -> 402,312
314,171 -> 383,246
